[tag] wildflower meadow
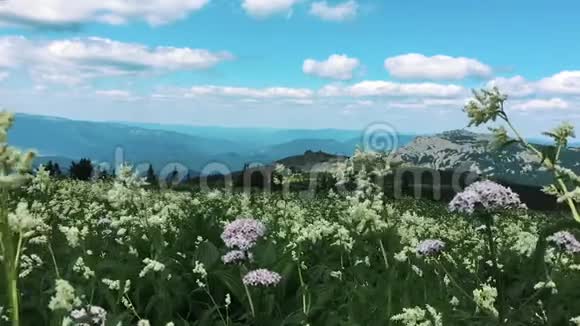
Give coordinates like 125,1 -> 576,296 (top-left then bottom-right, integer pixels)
1,88 -> 580,326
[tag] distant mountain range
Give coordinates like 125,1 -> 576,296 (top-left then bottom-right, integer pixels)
393,129 -> 580,186
10,114 -> 416,174
8,114 -> 579,186
237,129 -> 580,188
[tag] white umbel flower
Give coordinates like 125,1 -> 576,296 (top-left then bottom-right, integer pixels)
473,284 -> 498,317
48,279 -> 81,312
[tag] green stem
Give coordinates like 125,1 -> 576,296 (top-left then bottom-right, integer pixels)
504,118 -> 580,222
297,263 -> 309,316
13,234 -> 22,270
123,294 -> 141,320
204,285 -> 227,326
47,243 -> 60,278
435,261 -> 473,304
8,267 -> 19,326
243,282 -> 255,318
386,269 -> 393,326
1,190 -> 20,326
484,216 -> 505,324
378,239 -> 392,324
378,239 -> 389,270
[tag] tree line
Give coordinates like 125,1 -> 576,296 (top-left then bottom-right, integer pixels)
42,158 -> 177,186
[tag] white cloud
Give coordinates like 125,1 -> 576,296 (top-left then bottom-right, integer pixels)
0,0 -> 209,28
303,54 -> 360,80
384,53 -> 492,80
511,98 -> 570,111
309,1 -> 358,22
95,89 -> 140,101
0,36 -> 28,68
537,71 -> 580,95
287,98 -> 315,105
0,36 -> 233,85
388,98 -> 469,110
344,99 -> 373,110
488,71 -> 580,98
242,0 -> 299,18
188,85 -> 314,98
45,37 -> 233,70
486,76 -> 535,97
95,89 -> 132,98
323,80 -> 466,97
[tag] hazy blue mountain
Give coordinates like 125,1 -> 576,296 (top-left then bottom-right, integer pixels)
257,139 -> 353,158
121,122 -> 407,149
11,114 -> 417,174
11,114 -> 241,171
12,114 -> 574,186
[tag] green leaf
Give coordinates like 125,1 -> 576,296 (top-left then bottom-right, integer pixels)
195,241 -> 220,268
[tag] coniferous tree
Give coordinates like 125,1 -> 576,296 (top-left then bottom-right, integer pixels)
53,163 -> 62,177
45,161 -> 54,174
69,158 -> 93,181
44,161 -> 62,178
146,164 -> 157,187
166,166 -> 179,188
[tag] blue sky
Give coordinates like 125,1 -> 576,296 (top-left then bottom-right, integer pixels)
0,0 -> 579,136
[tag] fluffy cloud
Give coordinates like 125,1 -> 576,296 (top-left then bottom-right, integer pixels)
45,37 -> 233,70
320,81 -> 466,98
0,36 -> 233,85
303,54 -> 360,80
488,71 -> 580,97
0,0 -> 209,28
486,76 -> 535,97
511,98 -> 570,111
188,85 -> 314,98
242,0 -> 299,18
384,53 -> 492,80
309,1 -> 358,22
537,71 -> 580,95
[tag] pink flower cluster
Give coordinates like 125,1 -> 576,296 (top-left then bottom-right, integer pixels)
221,218 -> 282,287
417,239 -> 446,257
221,218 -> 266,251
449,180 -> 525,215
549,231 -> 580,254
242,269 -> 282,287
221,250 -> 254,264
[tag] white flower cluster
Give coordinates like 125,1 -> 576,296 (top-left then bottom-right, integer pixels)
391,305 -> 443,326
73,257 -> 95,280
139,258 -> 166,278
473,284 -> 498,317
19,254 -> 43,278
48,279 -> 81,312
192,260 -> 207,288
7,202 -> 34,232
533,280 -> 558,295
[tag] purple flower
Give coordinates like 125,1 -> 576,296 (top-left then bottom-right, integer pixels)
242,269 -> 282,287
449,180 -> 525,215
417,239 -> 446,257
221,218 -> 266,251
221,250 -> 253,264
549,231 -> 580,254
